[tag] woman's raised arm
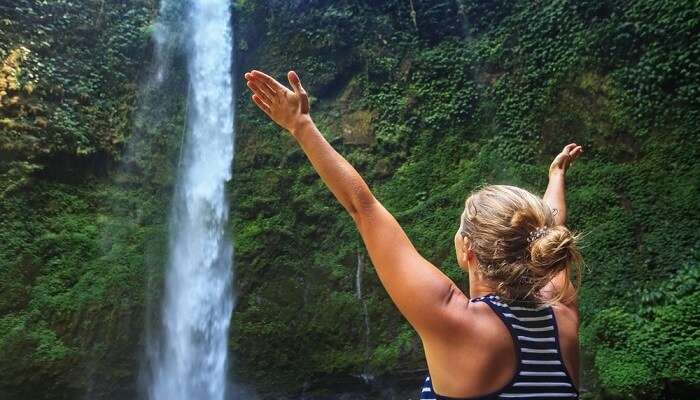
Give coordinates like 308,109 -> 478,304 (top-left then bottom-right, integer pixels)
244,70 -> 463,336
541,143 -> 583,306
543,143 -> 582,226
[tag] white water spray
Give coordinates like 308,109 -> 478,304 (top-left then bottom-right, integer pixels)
148,0 -> 235,399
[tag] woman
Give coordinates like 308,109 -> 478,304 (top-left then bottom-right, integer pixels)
244,69 -> 584,399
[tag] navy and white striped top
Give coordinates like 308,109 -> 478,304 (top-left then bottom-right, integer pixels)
419,294 -> 579,400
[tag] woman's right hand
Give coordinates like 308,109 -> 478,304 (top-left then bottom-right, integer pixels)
549,143 -> 583,177
244,69 -> 311,134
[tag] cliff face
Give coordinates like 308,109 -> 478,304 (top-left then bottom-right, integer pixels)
1,1 -> 698,399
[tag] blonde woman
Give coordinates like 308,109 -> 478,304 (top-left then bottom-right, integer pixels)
244,69 -> 584,399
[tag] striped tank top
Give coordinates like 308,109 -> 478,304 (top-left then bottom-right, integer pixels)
419,294 -> 579,400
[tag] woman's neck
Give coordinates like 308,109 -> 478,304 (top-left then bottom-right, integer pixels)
467,267 -> 498,299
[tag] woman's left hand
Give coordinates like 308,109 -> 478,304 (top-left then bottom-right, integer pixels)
549,143 -> 583,177
244,69 -> 311,133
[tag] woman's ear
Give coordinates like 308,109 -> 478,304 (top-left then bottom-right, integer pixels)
462,237 -> 479,269
462,235 -> 471,252
458,236 -> 471,265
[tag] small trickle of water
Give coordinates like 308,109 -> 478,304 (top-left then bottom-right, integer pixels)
356,248 -> 371,360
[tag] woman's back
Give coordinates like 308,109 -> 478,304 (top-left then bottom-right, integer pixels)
419,294 -> 579,400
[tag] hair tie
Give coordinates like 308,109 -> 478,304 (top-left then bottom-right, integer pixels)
527,226 -> 549,243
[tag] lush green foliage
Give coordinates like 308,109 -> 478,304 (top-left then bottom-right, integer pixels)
582,263 -> 699,398
0,180 -> 169,399
0,0 -> 698,399
0,0 -> 152,194
0,1 -> 177,398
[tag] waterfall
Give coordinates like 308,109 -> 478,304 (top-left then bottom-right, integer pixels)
147,0 -> 235,399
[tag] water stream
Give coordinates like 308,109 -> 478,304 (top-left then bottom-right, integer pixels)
147,0 -> 235,399
355,247 -> 372,382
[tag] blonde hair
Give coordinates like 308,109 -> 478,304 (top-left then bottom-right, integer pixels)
459,184 -> 583,304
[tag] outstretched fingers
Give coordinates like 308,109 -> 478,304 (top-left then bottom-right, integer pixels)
245,69 -> 312,121
564,143 -> 583,168
563,143 -> 583,157
563,143 -> 578,154
251,70 -> 286,92
568,144 -> 583,162
247,80 -> 274,105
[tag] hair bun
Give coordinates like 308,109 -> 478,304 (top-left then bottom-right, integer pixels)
529,225 -> 576,275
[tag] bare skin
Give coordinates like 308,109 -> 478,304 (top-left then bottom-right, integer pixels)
244,69 -> 583,397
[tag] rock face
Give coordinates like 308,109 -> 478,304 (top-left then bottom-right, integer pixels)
341,111 -> 376,146
339,80 -> 376,146
1,1 -> 699,400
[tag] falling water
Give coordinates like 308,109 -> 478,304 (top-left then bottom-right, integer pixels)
148,0 -> 235,399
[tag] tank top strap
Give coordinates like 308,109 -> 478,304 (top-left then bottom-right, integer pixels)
472,294 -> 556,343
